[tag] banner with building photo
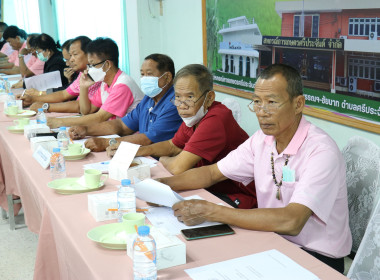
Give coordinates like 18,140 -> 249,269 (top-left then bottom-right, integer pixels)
203,0 -> 380,132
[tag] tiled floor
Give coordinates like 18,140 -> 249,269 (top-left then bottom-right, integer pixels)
0,212 -> 38,280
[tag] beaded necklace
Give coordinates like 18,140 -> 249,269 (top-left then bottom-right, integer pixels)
270,152 -> 290,200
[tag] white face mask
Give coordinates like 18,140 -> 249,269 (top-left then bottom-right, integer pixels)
87,62 -> 108,82
181,93 -> 209,127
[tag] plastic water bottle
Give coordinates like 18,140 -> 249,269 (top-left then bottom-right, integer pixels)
6,92 -> 16,107
50,147 -> 66,180
133,225 -> 157,280
117,179 -> 136,222
57,127 -> 69,151
36,108 -> 47,124
3,78 -> 10,93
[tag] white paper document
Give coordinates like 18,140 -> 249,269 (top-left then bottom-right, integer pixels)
73,134 -> 120,146
109,141 -> 141,181
134,178 -> 184,207
185,249 -> 320,280
24,70 -> 62,91
146,195 -> 221,235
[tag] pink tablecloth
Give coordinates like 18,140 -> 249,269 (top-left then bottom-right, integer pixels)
0,116 -> 349,280
33,164 -> 349,280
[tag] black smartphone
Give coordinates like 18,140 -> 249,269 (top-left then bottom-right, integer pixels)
181,224 -> 235,240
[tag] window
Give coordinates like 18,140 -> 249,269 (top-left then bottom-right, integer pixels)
294,16 -> 300,37
14,0 -> 41,33
53,0 -> 129,73
293,14 -> 319,38
349,17 -> 379,37
348,57 -> 380,80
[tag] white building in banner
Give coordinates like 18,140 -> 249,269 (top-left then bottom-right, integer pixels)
218,16 -> 262,78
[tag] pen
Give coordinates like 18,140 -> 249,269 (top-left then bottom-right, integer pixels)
136,208 -> 149,212
21,89 -> 26,97
101,161 -> 110,165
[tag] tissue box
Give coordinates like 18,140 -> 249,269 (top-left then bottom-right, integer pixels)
88,191 -> 118,222
30,136 -> 58,153
24,124 -> 51,139
127,228 -> 186,270
109,162 -> 151,182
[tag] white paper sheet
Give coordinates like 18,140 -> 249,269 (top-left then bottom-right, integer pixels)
145,195 -> 221,235
185,249 -> 320,280
24,70 -> 62,91
73,134 -> 120,146
83,161 -> 111,173
109,141 -> 141,181
134,178 -> 184,207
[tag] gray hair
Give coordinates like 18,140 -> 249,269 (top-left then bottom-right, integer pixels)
174,64 -> 213,94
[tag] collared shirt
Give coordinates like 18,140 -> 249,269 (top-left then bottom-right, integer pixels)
172,101 -> 256,209
218,116 -> 352,258
121,86 -> 182,143
66,72 -> 102,100
0,42 -> 14,57
91,69 -> 144,118
26,55 -> 45,75
8,41 -> 31,66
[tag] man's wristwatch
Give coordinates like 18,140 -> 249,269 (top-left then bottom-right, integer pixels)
18,54 -> 25,58
42,103 -> 49,112
109,138 -> 117,146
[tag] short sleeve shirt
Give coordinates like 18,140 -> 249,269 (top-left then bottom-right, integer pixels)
1,42 -> 14,57
90,70 -> 144,118
172,102 -> 257,209
8,41 -> 31,66
217,116 -> 352,257
66,72 -> 102,100
121,86 -> 182,143
26,55 -> 45,75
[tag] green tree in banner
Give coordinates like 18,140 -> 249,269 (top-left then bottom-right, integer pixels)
206,0 -> 219,70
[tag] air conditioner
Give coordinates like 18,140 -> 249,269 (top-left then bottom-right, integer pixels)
374,81 -> 380,92
348,76 -> 357,93
369,32 -> 376,40
339,35 -> 347,39
340,77 -> 347,86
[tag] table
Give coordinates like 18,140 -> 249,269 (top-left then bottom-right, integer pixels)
0,117 -> 349,280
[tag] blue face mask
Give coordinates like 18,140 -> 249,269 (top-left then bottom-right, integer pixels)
37,52 -> 48,62
140,72 -> 168,98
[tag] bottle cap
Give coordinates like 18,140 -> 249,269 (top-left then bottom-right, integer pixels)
121,179 -> 131,186
137,225 -> 150,236
38,108 -> 43,112
52,147 -> 61,153
59,127 -> 66,131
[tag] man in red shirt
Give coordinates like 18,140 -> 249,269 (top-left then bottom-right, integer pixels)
108,64 -> 257,209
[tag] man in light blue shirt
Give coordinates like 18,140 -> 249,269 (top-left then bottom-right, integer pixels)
69,54 -> 182,152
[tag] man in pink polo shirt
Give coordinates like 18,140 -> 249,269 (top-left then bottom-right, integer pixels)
21,36 -> 101,113
159,64 -> 352,273
46,37 -> 143,128
0,26 -> 31,74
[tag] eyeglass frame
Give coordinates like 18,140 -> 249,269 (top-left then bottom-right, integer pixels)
87,60 -> 107,69
247,98 -> 289,114
170,89 -> 210,108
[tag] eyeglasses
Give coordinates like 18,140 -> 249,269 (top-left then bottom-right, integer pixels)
247,99 -> 289,114
171,90 -> 210,108
87,60 -> 106,69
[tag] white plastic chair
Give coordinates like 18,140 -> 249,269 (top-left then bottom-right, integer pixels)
342,136 -> 380,254
221,98 -> 241,124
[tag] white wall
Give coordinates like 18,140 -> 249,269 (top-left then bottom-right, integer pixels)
126,0 -> 203,83
127,0 -> 380,149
